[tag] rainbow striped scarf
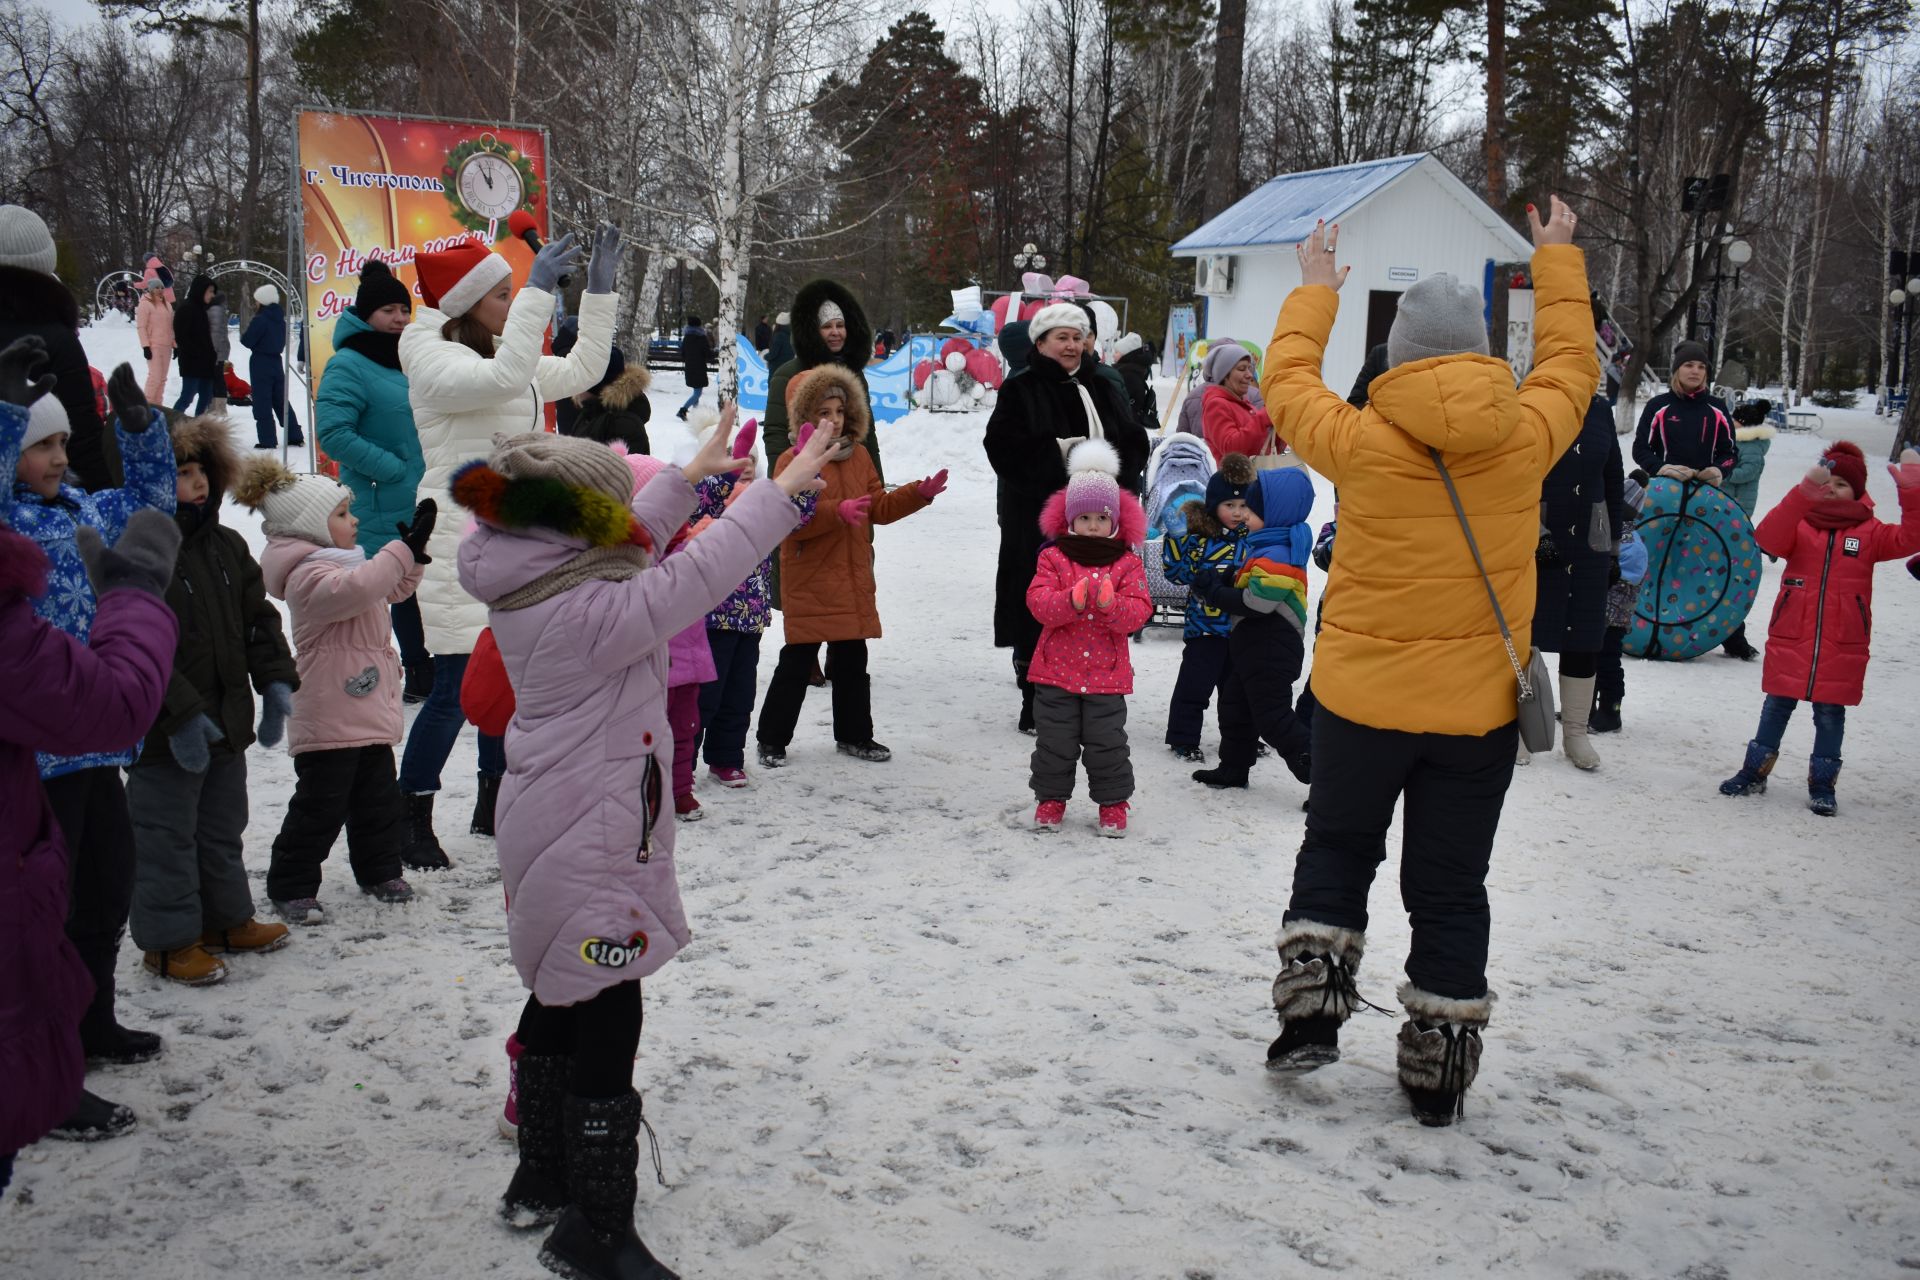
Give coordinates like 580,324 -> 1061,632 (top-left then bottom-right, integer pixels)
1235,522 -> 1311,629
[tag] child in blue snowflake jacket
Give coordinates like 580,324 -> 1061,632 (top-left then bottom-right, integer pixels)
1160,452 -> 1254,761
10,362 -> 176,1076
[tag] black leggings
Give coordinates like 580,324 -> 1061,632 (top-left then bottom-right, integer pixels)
1557,650 -> 1597,679
516,980 -> 643,1098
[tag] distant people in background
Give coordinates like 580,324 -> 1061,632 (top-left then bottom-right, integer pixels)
172,275 -> 222,416
0,205 -> 117,491
676,314 -> 712,421
137,279 -> 174,410
767,309 -> 794,370
1111,333 -> 1158,431
754,314 -> 773,354
206,283 -> 230,413
1198,342 -> 1277,461
1719,399 -> 1776,663
764,279 -> 883,482
1604,349 -> 1627,406
1346,342 -> 1389,409
874,328 -> 895,359
240,285 -> 302,450
141,255 -> 174,304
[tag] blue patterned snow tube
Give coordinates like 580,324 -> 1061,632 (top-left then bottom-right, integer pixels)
1623,477 -> 1761,660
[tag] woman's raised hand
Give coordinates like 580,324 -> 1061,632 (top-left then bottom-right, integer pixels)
1295,220 -> 1348,292
682,401 -> 752,484
584,223 -> 622,295
527,232 -> 582,293
1528,195 -> 1577,247
774,420 -> 840,498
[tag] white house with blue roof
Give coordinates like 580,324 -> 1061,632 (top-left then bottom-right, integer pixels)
1171,153 -> 1533,400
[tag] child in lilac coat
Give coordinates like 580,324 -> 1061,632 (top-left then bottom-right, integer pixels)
452,424 -> 833,1279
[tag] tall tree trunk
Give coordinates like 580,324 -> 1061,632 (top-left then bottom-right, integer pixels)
1484,0 -> 1505,206
713,0 -> 751,398
1201,0 -> 1246,220
1880,159 -> 1894,409
236,0 -> 263,261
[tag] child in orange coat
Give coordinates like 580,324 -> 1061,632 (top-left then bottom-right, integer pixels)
756,366 -> 946,765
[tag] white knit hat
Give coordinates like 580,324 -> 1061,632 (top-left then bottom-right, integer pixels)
233,456 -> 352,546
22,395 -> 69,450
1029,302 -> 1090,343
254,283 -> 279,306
816,299 -> 845,326
0,205 -> 57,274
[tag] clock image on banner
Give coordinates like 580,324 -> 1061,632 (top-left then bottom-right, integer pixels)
295,110 -> 551,473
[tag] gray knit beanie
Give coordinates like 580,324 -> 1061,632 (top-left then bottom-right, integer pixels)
1386,274 -> 1489,369
487,431 -> 634,506
1201,341 -> 1252,386
0,205 -> 57,274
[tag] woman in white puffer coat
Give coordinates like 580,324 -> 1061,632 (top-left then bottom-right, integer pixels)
394,224 -> 623,866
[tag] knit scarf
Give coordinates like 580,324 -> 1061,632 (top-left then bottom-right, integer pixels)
1804,497 -> 1873,531
488,543 -> 652,612
1054,534 -> 1129,566
339,328 -> 402,370
1236,524 -> 1311,629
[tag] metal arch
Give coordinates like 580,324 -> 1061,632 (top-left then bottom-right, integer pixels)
93,270 -> 143,321
203,258 -> 296,299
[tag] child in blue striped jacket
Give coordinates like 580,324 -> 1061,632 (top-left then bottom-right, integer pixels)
1160,452 -> 1254,762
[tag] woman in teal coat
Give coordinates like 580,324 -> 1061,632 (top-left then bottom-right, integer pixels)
313,261 -> 432,698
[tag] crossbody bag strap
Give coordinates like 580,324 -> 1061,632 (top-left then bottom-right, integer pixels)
1428,447 -> 1532,696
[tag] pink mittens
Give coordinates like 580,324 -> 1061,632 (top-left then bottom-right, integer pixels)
837,495 -> 872,526
918,469 -> 949,499
1094,577 -> 1116,611
734,418 -> 759,459
1069,577 -> 1090,611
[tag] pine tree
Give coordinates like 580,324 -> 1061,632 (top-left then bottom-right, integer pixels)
1505,0 -> 1620,214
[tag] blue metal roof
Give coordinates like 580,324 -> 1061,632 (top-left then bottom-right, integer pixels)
1171,154 -> 1424,254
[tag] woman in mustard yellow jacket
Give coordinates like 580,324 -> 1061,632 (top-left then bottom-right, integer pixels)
1258,198 -> 1599,1127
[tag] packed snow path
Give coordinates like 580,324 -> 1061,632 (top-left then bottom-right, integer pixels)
7,323 -> 1919,1277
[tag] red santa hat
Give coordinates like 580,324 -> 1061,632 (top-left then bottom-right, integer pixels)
415,241 -> 511,318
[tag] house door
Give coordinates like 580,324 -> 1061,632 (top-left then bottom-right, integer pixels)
1365,290 -> 1401,357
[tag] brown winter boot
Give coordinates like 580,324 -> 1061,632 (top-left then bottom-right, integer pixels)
200,918 -> 292,954
143,944 -> 229,986
1396,983 -> 1496,1127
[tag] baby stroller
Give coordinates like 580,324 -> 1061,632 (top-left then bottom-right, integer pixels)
1140,433 -> 1217,631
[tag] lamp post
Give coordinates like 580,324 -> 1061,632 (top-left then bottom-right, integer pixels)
1890,275 -> 1920,408
1705,230 -> 1751,373
1012,241 -> 1046,276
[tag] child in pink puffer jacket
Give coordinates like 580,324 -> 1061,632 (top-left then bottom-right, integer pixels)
1026,440 -> 1152,838
240,458 -> 430,923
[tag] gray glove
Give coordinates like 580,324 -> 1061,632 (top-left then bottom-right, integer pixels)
584,222 -> 621,295
257,680 -> 294,748
170,713 -> 224,773
0,335 -> 54,406
75,509 -> 181,598
526,232 -> 582,293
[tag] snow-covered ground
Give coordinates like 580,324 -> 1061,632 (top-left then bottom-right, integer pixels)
7,321 -> 1919,1279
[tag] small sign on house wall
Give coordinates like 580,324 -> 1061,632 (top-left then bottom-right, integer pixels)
1387,266 -> 1419,283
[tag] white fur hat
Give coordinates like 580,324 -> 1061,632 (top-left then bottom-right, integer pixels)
254,283 -> 279,306
1029,302 -> 1090,343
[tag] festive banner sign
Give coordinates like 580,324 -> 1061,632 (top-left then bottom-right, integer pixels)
735,335 -> 770,413
294,109 -> 552,466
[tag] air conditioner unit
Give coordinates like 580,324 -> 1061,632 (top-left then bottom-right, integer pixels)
1194,254 -> 1235,297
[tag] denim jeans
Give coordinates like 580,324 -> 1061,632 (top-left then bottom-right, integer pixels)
390,594 -> 430,669
679,386 -> 703,415
398,651 -> 504,792
1754,694 -> 1845,759
172,375 -> 219,414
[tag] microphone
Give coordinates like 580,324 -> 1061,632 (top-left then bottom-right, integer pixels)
506,209 -> 571,289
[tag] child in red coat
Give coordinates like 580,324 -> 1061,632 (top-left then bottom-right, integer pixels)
1026,440 -> 1152,836
1719,441 -> 1920,815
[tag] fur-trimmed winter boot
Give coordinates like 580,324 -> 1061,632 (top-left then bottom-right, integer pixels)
538,1091 -> 679,1280
1558,674 -> 1599,770
1396,983 -> 1494,1127
1266,921 -> 1366,1072
501,1053 -> 570,1228
1807,755 -> 1841,817
1718,740 -> 1777,796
